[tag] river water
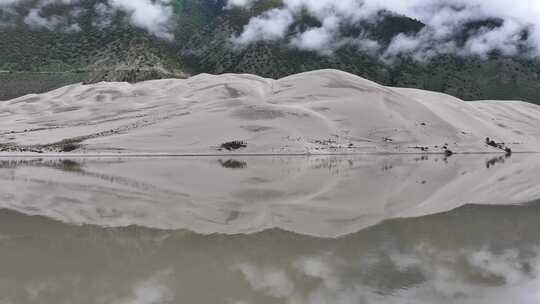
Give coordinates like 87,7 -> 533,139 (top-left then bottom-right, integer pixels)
0,155 -> 539,303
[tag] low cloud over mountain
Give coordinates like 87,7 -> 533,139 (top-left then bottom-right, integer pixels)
2,0 -> 540,60
229,0 -> 540,60
0,0 -> 174,39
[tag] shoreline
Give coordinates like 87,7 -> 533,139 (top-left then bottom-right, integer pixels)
0,151 -> 537,158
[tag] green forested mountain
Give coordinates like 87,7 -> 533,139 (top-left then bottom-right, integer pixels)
1,0 -> 540,103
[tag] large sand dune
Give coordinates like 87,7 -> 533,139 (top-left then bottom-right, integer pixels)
2,69 -> 540,154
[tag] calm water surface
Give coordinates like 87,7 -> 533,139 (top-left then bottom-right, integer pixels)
0,155 -> 539,303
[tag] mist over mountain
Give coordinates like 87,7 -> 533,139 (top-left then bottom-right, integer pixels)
1,0 -> 540,103
229,0 -> 539,60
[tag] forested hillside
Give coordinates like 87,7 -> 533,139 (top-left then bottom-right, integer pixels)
1,0 -> 540,103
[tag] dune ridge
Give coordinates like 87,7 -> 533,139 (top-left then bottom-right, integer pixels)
2,69 -> 540,154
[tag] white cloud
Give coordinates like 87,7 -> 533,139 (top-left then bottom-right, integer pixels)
25,3 -> 82,32
229,0 -> 540,59
0,0 -> 175,39
234,263 -> 295,298
4,0 -> 540,58
107,0 -> 174,40
290,15 -> 340,54
233,8 -> 294,45
113,269 -> 175,304
226,0 -> 257,9
235,245 -> 540,304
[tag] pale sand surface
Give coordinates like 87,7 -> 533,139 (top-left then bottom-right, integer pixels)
1,154 -> 538,237
3,70 -> 540,303
2,69 -> 540,154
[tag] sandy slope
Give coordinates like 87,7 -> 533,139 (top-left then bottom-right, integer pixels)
1,154 -> 539,237
2,69 -> 540,154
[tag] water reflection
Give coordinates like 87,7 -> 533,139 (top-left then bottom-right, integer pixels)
219,159 -> 248,169
0,203 -> 539,304
486,154 -> 511,169
2,155 -> 540,302
2,155 -> 540,237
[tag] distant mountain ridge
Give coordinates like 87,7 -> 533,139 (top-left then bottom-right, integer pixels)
1,0 -> 540,104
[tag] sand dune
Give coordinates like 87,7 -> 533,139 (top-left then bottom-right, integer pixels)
2,69 -> 540,154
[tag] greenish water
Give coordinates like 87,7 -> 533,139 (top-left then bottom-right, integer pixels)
0,155 -> 539,303
1,204 -> 539,304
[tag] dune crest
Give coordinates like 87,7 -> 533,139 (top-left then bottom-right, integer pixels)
2,69 -> 540,154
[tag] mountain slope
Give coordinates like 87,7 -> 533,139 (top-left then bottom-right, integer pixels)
1,0 -> 540,103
